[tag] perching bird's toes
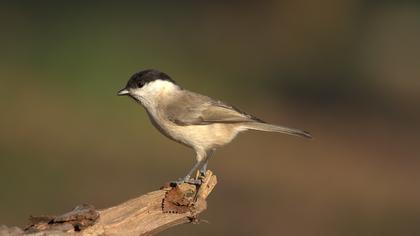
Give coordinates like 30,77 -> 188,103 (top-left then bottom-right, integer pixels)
185,178 -> 202,185
170,176 -> 202,186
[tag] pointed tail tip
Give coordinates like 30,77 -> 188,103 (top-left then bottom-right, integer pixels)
293,129 -> 312,139
301,130 -> 313,139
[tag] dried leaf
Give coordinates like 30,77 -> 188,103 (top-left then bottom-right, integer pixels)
162,185 -> 194,214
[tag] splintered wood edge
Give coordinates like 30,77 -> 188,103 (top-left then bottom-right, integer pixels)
197,170 -> 218,200
12,171 -> 218,236
80,171 -> 217,236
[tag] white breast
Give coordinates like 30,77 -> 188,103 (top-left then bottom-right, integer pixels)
131,80 -> 243,151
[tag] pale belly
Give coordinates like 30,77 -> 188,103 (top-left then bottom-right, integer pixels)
148,113 -> 242,150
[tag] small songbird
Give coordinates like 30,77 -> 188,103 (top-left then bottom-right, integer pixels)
118,69 -> 311,185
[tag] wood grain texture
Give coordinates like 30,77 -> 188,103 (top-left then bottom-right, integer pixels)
1,171 -> 217,236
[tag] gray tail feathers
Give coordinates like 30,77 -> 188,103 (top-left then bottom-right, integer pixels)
245,122 -> 312,139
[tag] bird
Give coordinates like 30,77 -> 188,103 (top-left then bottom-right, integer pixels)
117,69 -> 311,185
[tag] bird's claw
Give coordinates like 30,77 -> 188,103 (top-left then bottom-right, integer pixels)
170,176 -> 202,186
185,178 -> 202,185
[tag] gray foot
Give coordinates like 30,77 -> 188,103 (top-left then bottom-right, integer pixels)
199,162 -> 208,177
170,175 -> 202,186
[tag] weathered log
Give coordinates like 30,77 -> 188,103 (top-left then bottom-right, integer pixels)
1,171 -> 217,236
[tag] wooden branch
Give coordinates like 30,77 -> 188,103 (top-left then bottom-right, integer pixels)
1,171 -> 217,236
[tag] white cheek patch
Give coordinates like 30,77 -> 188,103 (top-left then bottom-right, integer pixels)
146,80 -> 177,92
135,80 -> 176,96
130,80 -> 178,108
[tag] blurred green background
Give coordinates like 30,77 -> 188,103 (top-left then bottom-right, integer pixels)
1,1 -> 420,235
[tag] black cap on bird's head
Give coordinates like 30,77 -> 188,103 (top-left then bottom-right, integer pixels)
117,69 -> 176,96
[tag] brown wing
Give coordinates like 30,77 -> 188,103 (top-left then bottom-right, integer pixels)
165,91 -> 263,126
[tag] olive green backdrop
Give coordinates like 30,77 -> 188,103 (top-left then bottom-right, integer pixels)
1,1 -> 419,235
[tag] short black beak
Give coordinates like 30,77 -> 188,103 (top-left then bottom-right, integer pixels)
117,88 -> 129,96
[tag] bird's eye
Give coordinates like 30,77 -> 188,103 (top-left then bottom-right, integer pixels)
137,81 -> 145,88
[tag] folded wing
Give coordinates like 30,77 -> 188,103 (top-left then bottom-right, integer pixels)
165,91 -> 262,126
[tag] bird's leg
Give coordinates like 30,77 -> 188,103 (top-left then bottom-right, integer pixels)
171,160 -> 204,186
199,161 -> 208,177
171,149 -> 213,186
199,149 -> 214,177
